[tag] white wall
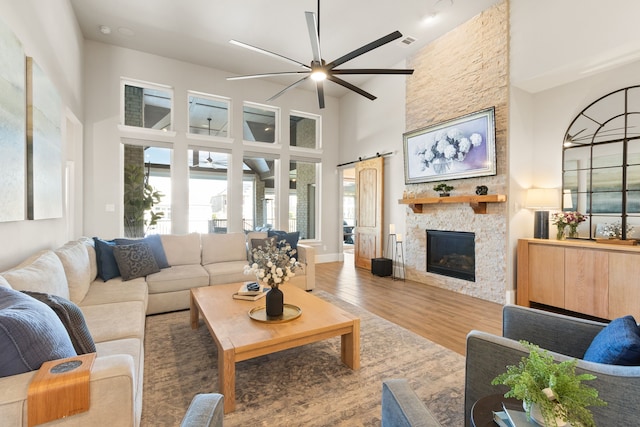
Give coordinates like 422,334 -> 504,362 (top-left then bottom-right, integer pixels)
338,64 -> 408,251
82,41 -> 343,258
0,0 -> 84,270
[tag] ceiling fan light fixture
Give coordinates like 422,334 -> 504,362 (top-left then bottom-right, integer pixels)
311,70 -> 327,81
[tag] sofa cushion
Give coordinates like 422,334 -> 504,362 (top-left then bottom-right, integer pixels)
81,301 -> 146,343
22,291 -> 96,355
203,261 -> 254,286
79,237 -> 99,282
160,233 -> 202,266
268,230 -> 300,251
0,287 -> 76,377
146,264 -> 209,294
114,234 -> 170,269
1,250 -> 70,300
202,232 -> 248,265
55,240 -> 92,304
80,278 -> 148,309
93,237 -> 120,281
112,242 -> 160,281
583,315 -> 640,365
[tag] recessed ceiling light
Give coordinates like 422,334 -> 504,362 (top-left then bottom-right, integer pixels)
99,25 -> 111,35
422,12 -> 438,25
118,27 -> 135,37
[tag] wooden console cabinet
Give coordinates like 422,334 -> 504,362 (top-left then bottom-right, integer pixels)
517,238 -> 640,320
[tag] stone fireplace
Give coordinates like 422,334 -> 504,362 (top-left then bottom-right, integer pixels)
426,230 -> 475,282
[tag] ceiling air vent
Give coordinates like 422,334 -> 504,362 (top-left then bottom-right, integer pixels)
400,36 -> 416,47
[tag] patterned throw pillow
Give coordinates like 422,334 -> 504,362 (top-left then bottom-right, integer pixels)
112,242 -> 160,281
114,234 -> 170,269
22,291 -> 96,355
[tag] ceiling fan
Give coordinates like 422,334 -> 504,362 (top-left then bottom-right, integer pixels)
227,0 -> 414,109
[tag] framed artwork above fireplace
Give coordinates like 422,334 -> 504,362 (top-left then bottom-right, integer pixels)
403,107 -> 496,184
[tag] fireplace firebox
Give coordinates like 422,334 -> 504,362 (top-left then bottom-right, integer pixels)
426,230 -> 475,282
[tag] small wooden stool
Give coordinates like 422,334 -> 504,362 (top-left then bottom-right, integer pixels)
27,353 -> 96,427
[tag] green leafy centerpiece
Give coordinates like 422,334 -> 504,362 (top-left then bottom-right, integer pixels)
492,341 -> 606,427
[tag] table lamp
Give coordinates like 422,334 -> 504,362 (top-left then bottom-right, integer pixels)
526,188 -> 560,239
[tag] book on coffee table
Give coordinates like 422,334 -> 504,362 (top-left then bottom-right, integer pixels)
233,283 -> 270,301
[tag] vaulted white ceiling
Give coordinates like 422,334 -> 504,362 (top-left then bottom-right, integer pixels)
69,0 -> 501,97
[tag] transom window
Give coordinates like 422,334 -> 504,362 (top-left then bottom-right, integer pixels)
121,79 -> 173,131
243,103 -> 277,144
188,92 -> 230,138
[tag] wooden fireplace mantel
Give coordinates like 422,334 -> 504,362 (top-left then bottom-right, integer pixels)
398,194 -> 507,214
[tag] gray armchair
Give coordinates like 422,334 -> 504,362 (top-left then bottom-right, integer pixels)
465,304 -> 640,427
180,393 -> 224,427
381,379 -> 441,427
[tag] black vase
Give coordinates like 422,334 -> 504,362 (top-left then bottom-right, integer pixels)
265,286 -> 284,317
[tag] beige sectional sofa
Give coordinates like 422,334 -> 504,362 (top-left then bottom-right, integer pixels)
0,231 -> 315,426
146,231 -> 315,314
0,238 -> 147,427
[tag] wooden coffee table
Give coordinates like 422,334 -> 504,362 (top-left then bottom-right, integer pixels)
190,282 -> 360,413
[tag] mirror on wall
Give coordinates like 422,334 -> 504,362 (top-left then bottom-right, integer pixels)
562,86 -> 640,239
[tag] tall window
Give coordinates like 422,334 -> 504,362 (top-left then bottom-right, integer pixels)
188,92 -> 230,138
123,145 -> 172,237
243,154 -> 277,231
243,103 -> 277,143
290,112 -> 319,148
122,80 -> 173,131
289,160 -> 318,239
188,149 -> 229,233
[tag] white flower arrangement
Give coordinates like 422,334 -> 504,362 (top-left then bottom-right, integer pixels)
243,238 -> 300,289
601,221 -> 634,239
414,127 -> 483,174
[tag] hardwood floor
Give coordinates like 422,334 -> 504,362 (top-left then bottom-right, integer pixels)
315,253 -> 503,355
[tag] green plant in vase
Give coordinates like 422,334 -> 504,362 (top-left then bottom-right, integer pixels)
433,182 -> 454,197
492,341 -> 606,427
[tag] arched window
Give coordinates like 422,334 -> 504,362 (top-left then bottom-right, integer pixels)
563,86 -> 640,239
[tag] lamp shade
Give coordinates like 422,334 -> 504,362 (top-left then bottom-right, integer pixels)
526,188 -> 560,209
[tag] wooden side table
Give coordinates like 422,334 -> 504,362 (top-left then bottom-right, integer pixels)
470,395 -> 523,427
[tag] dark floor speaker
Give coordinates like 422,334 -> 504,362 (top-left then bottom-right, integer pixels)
371,258 -> 392,277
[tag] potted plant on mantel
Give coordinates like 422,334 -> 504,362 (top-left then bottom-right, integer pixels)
492,341 -> 606,427
433,182 -> 454,197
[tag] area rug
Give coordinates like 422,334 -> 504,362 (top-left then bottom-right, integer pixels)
141,290 -> 465,426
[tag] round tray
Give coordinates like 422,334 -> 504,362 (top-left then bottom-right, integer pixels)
248,304 -> 302,323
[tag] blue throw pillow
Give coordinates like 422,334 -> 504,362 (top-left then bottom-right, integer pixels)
0,287 -> 76,377
583,315 -> 640,365
93,237 -> 120,281
114,234 -> 170,269
268,230 -> 300,251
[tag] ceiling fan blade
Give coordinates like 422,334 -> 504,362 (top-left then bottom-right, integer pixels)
326,30 -> 403,69
332,68 -> 414,75
229,39 -> 310,69
227,71 -> 310,81
316,80 -> 325,109
327,75 -> 376,101
266,76 -> 310,102
305,11 -> 322,64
